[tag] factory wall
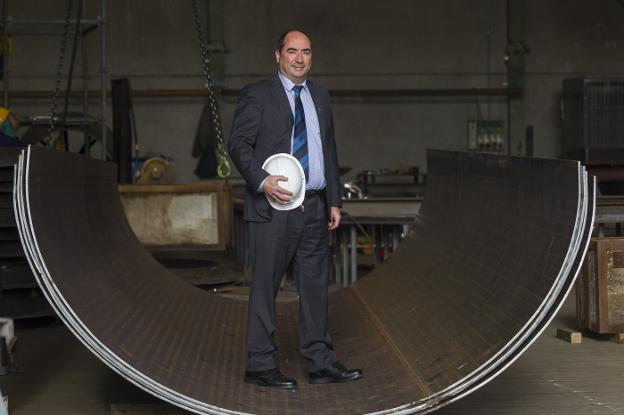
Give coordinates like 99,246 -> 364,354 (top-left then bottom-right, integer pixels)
4,0 -> 624,182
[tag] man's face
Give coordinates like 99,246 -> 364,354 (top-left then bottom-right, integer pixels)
275,31 -> 312,84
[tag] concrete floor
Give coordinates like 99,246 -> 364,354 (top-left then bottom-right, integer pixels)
1,290 -> 623,415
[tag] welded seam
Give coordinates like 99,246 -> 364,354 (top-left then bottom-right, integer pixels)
350,284 -> 433,397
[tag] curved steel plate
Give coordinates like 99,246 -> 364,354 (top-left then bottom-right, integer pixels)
13,147 -> 593,414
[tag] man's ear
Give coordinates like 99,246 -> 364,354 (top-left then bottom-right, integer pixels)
274,50 -> 280,64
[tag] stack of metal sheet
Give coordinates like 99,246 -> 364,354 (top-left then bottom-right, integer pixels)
14,146 -> 594,414
0,149 -> 53,319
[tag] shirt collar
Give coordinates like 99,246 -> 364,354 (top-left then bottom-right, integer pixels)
277,71 -> 307,93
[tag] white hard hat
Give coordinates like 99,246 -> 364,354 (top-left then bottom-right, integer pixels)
262,153 -> 306,211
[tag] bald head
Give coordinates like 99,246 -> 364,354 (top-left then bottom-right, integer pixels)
276,30 -> 312,52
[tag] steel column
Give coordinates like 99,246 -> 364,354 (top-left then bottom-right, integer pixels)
99,0 -> 107,160
350,225 -> 357,283
2,0 -> 8,107
341,227 -> 349,287
506,0 -> 528,156
80,0 -> 89,155
206,0 -> 225,89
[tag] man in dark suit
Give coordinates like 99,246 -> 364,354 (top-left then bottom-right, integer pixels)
228,30 -> 363,389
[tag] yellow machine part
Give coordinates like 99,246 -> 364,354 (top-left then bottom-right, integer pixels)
135,156 -> 176,184
0,36 -> 13,55
0,107 -> 10,124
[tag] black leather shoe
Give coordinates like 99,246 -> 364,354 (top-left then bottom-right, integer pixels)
245,368 -> 298,389
309,361 -> 363,384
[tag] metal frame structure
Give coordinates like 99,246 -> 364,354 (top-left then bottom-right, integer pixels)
0,0 -> 107,159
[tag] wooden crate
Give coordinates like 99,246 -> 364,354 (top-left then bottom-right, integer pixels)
576,237 -> 624,333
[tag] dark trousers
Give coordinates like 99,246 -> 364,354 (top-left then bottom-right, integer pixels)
246,192 -> 336,372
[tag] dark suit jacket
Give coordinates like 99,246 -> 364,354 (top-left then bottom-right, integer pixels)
228,75 -> 342,222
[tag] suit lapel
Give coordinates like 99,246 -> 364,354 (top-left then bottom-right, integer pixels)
269,75 -> 295,153
270,75 -> 293,124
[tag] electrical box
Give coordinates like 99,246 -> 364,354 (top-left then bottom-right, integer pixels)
467,120 -> 505,152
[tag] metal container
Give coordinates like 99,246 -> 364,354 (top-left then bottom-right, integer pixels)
118,182 -> 232,250
0,336 -> 8,376
562,78 -> 624,165
577,237 -> 624,333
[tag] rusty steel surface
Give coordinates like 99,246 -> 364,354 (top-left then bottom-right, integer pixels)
577,237 -> 624,334
13,146 -> 593,414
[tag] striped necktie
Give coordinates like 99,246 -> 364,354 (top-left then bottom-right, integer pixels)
292,85 -> 309,181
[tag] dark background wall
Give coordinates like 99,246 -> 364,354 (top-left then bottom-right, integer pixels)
4,0 -> 624,182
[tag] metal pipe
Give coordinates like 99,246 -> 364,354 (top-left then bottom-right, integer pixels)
379,225 -> 384,261
350,225 -> 357,283
234,214 -> 239,263
486,0 -> 493,120
392,227 -> 400,253
222,87 -> 520,99
1,31 -> 80,36
5,18 -> 101,25
0,24 -> 99,36
342,229 -> 348,287
58,0 -> 84,148
333,232 -> 340,285
81,0 -> 89,156
373,225 -> 381,266
235,214 -> 241,265
99,0 -> 106,160
4,87 -> 519,99
81,23 -> 99,35
238,215 -> 243,266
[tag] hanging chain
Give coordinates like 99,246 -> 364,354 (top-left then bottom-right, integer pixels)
48,0 -> 74,144
192,0 -> 231,178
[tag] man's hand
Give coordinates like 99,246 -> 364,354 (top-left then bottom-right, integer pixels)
263,175 -> 293,204
328,207 -> 341,230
